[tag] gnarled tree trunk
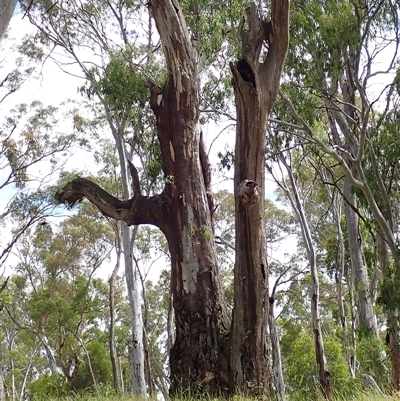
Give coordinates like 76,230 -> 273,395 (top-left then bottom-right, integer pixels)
230,2 -> 289,395
56,0 -> 231,394
56,0 -> 290,396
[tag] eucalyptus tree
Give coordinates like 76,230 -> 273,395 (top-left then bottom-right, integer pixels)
278,0 -> 400,388
0,100 -> 79,269
268,153 -> 331,397
0,0 -> 17,40
32,0 -> 291,395
4,208 -> 115,392
20,1 -> 162,393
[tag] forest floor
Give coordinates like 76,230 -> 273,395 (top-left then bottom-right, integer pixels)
42,394 -> 400,401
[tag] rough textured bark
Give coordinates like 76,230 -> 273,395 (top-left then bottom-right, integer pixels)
0,0 -> 17,40
57,0 -> 231,394
148,0 -> 231,394
343,179 -> 378,336
230,2 -> 289,395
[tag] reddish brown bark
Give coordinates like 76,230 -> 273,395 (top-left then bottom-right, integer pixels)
230,2 -> 289,395
56,0 -> 289,396
57,0 -> 231,395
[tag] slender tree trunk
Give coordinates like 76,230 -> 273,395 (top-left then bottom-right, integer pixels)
109,234 -> 122,392
230,2 -> 289,395
123,225 -> 146,395
343,179 -> 378,335
0,365 -> 6,401
333,194 -> 355,377
279,158 -> 331,399
377,230 -> 400,390
111,124 -> 147,396
268,297 -> 285,401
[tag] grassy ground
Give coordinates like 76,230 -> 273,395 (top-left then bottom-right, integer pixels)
40,395 -> 399,401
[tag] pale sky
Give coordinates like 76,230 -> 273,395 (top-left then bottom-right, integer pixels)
1,8 -> 295,283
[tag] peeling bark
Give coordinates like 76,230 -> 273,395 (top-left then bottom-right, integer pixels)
230,1 -> 289,395
57,0 -> 232,394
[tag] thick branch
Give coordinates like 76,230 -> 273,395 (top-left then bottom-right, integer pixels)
55,177 -> 166,228
55,177 -> 132,219
261,0 -> 290,77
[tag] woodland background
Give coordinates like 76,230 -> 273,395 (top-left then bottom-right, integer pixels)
1,0 -> 400,400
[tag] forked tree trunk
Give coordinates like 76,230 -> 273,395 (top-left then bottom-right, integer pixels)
57,0 -> 231,394
56,0 -> 289,396
230,2 -> 289,395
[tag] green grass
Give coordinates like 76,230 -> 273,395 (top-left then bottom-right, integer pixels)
38,394 -> 399,401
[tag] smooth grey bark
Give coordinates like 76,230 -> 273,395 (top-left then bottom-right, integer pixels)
343,179 -> 378,336
275,158 -> 330,398
0,0 -> 17,40
109,236 -> 122,392
104,112 -> 146,396
122,224 -> 146,396
268,297 -> 285,401
326,182 -> 355,377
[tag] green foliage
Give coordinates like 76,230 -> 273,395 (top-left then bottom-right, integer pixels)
72,341 -> 112,390
97,48 -> 148,113
285,331 -> 360,401
179,0 -> 249,58
28,374 -> 70,400
357,334 -> 390,391
287,0 -> 361,85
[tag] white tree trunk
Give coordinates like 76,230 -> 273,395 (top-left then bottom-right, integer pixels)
343,179 -> 378,336
123,224 -> 146,396
278,157 -> 330,398
332,194 -> 355,377
0,0 -> 17,41
268,299 -> 285,401
114,132 -> 146,396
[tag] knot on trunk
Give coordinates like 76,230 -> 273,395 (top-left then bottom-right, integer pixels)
237,179 -> 259,205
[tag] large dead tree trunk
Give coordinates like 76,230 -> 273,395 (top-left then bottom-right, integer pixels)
230,2 -> 289,395
57,0 -> 231,395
